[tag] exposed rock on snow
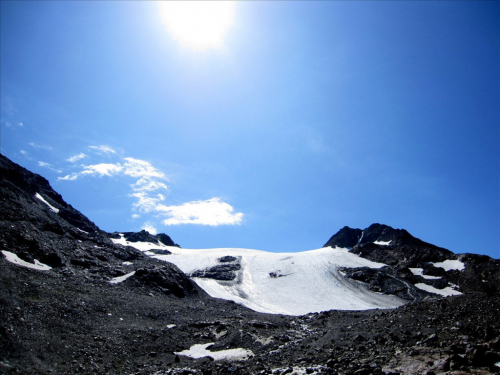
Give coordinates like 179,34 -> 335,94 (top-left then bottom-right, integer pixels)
191,263 -> 242,281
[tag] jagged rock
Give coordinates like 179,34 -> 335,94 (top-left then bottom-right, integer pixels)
324,226 -> 363,248
325,224 -> 455,268
134,266 -> 196,297
149,249 -> 172,255
191,264 -> 241,281
110,230 -> 180,247
157,233 -> 180,247
121,230 -> 161,243
340,266 -> 431,301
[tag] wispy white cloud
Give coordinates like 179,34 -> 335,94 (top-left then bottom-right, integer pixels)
59,151 -> 243,227
158,198 -> 244,226
82,163 -> 124,177
67,153 -> 87,163
89,145 -> 117,154
29,142 -> 52,150
59,174 -> 79,181
38,161 -> 62,173
2,120 -> 23,129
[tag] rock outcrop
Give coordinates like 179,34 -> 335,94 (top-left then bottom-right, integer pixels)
0,154 -> 194,294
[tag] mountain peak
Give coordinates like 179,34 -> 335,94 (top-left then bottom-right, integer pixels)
109,230 -> 180,247
323,226 -> 363,248
324,223 -> 426,249
324,223 -> 455,268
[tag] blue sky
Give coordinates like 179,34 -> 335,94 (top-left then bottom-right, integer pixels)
1,1 -> 498,258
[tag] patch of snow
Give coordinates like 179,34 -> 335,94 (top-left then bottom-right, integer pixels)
356,231 -> 364,246
1,250 -> 52,271
409,268 -> 441,280
414,283 -> 462,297
35,193 -> 59,213
77,228 -> 88,234
122,261 -> 133,265
175,343 -> 253,361
109,271 -> 136,284
166,324 -> 176,329
432,259 -> 465,271
373,240 -> 392,246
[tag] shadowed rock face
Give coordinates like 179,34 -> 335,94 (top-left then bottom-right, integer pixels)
325,223 -> 500,297
324,223 -> 454,268
323,226 -> 363,248
0,154 -> 194,296
109,230 -> 180,247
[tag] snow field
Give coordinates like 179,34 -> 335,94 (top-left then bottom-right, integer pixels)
112,237 -> 407,315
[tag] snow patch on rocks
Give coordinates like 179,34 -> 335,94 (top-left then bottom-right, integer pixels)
409,268 -> 442,280
414,283 -> 462,297
109,271 -> 136,284
432,259 -> 465,271
35,193 -> 59,213
1,250 -> 52,271
175,343 -> 254,361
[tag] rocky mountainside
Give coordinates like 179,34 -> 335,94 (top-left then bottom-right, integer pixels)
1,153 -> 500,375
324,224 -> 500,297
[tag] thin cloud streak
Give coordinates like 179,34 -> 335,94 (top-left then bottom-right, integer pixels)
38,161 -> 62,173
67,153 -> 87,163
89,145 -> 117,154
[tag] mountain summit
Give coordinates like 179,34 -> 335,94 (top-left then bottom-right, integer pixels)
1,153 -> 500,374
324,223 -> 454,268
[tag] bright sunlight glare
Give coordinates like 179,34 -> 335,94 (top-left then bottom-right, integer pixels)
159,1 -> 235,50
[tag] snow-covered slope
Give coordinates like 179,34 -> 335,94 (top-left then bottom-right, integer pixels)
112,236 -> 405,315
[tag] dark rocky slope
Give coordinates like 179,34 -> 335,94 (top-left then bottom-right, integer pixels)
325,224 -> 500,299
324,224 -> 455,267
1,154 -> 500,375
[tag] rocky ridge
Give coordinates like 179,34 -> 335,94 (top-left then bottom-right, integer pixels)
324,224 -> 500,300
1,154 -> 500,375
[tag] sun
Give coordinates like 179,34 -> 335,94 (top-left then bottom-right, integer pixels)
159,1 -> 235,50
